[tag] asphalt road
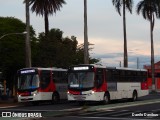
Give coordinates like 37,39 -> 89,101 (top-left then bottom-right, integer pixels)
36,99 -> 160,120
0,93 -> 160,120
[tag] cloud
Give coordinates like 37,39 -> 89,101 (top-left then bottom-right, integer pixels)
92,52 -> 160,68
1,0 -> 160,69
92,52 -> 122,59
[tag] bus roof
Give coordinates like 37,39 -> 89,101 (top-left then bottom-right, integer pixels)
75,64 -> 106,68
106,66 -> 147,72
19,67 -> 67,71
70,64 -> 147,72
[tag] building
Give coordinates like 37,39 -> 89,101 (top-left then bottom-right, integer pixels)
144,61 -> 160,91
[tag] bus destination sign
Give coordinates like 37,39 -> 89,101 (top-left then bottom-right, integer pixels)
20,70 -> 36,74
73,66 -> 89,70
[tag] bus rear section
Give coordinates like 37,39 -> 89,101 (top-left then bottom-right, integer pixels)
106,67 -> 149,101
17,68 -> 67,104
67,64 -> 149,104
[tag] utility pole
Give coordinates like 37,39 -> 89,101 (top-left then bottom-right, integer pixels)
119,61 -> 121,67
137,57 -> 139,69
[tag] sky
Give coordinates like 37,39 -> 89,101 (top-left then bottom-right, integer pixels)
1,0 -> 160,68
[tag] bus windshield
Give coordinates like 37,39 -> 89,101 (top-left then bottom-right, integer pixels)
18,74 -> 39,90
68,72 -> 94,89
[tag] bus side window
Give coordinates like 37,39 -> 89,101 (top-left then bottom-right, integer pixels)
59,71 -> 67,83
62,72 -> 68,83
113,70 -> 119,82
126,71 -> 131,82
119,70 -> 125,82
106,69 -> 118,82
106,70 -> 112,81
142,72 -> 147,82
40,71 -> 51,89
53,71 -> 59,83
53,71 -> 67,84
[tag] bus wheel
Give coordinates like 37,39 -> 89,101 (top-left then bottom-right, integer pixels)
52,93 -> 60,104
132,91 -> 138,101
103,93 -> 110,104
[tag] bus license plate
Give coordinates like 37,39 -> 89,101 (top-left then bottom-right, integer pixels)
75,96 -> 86,100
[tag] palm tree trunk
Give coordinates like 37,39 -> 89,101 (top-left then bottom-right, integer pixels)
25,0 -> 31,67
84,0 -> 89,64
44,10 -> 49,35
150,15 -> 155,92
123,0 -> 128,67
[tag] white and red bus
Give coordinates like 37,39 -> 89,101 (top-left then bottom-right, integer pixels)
17,67 -> 67,105
67,64 -> 149,104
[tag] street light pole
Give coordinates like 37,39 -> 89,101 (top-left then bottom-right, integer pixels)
0,31 -> 27,40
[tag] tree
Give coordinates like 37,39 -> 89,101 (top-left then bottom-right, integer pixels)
76,43 -> 100,65
35,28 -> 99,68
35,29 -> 77,67
136,0 -> 160,92
112,0 -> 133,67
28,0 -> 66,35
0,17 -> 36,90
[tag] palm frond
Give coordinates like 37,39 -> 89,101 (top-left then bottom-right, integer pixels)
136,0 -> 160,21
28,0 -> 66,16
125,0 -> 133,14
112,0 -> 122,16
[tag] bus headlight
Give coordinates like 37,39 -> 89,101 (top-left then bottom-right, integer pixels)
91,91 -> 95,94
33,93 -> 37,96
88,91 -> 95,96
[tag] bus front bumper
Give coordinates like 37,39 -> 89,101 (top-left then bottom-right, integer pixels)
18,94 -> 41,102
67,91 -> 105,101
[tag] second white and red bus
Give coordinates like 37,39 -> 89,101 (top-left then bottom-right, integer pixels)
67,64 -> 149,104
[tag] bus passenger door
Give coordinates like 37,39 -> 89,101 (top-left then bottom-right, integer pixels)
53,71 -> 68,99
106,69 -> 117,91
39,70 -> 53,100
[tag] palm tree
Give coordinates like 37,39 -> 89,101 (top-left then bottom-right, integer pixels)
24,0 -> 32,67
28,0 -> 66,35
84,0 -> 89,64
112,0 -> 133,67
136,0 -> 160,92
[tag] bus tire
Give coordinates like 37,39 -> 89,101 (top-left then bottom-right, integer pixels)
103,93 -> 110,104
132,91 -> 138,101
52,92 -> 60,104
